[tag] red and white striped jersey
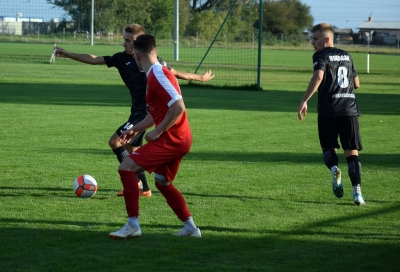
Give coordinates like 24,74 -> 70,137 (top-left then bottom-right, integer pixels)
146,63 -> 192,150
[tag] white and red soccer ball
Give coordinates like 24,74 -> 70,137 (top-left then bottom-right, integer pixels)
73,174 -> 97,198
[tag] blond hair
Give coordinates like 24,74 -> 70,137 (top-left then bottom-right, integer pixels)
312,23 -> 334,39
124,24 -> 145,35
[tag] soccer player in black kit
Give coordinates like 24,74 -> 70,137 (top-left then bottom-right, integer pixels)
55,24 -> 214,197
298,23 -> 366,206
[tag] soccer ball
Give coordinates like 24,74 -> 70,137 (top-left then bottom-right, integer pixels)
73,174 -> 98,198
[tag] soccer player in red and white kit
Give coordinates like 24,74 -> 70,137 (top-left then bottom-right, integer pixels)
109,34 -> 201,238
55,24 -> 214,198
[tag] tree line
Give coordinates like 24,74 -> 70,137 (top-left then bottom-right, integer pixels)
47,0 -> 313,41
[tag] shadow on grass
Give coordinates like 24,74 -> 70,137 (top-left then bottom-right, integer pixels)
185,151 -> 399,168
1,206 -> 399,271
1,185 -> 398,207
0,82 -> 400,115
0,184 -> 162,197
0,186 -> 122,198
22,146 -> 400,168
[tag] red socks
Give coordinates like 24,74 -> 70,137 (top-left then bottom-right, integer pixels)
118,170 -> 191,221
118,170 -> 139,217
155,182 -> 191,221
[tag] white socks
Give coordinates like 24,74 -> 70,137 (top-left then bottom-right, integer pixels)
128,217 -> 139,228
129,216 -> 196,231
183,216 -> 197,231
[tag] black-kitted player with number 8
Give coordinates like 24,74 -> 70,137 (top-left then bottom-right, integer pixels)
298,23 -> 366,206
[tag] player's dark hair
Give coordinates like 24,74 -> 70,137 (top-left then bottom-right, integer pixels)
124,24 -> 145,35
133,34 -> 156,53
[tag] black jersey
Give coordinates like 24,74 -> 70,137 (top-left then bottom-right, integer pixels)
103,52 -> 171,120
313,47 -> 360,118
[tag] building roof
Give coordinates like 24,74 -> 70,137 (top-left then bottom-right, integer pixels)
334,28 -> 353,35
358,21 -> 400,30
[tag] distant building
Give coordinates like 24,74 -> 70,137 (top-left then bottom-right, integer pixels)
358,16 -> 400,45
16,18 -> 43,23
0,16 -> 22,35
0,14 -> 43,23
0,14 -> 44,35
0,16 -> 17,22
334,28 -> 353,44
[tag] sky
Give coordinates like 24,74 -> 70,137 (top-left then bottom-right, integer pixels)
0,0 -> 68,21
0,0 -> 399,31
300,0 -> 400,31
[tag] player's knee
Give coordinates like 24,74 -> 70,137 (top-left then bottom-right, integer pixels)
118,161 -> 129,171
154,173 -> 170,186
118,157 -> 140,172
108,133 -> 120,149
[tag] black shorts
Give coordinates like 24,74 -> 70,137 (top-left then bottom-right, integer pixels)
318,116 -> 363,151
116,116 -> 146,147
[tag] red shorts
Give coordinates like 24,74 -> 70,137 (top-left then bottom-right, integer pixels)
129,140 -> 189,182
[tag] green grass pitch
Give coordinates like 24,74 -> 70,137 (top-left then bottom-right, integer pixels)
0,43 -> 399,271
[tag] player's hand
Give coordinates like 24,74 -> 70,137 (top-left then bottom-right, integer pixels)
54,46 -> 69,58
120,129 -> 138,144
201,70 -> 215,82
145,130 -> 161,143
298,102 -> 307,121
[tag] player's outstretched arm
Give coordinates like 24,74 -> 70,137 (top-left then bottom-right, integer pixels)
171,69 -> 215,82
54,46 -> 106,65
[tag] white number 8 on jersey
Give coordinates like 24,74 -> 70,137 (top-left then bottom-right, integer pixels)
337,66 -> 349,88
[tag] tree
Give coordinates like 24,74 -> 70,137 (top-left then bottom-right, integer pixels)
253,0 -> 313,35
189,0 -> 253,13
179,1 -> 193,35
184,9 -> 225,40
146,0 -> 175,37
190,0 -> 222,12
47,0 -> 312,42
229,1 -> 259,39
47,0 -> 158,33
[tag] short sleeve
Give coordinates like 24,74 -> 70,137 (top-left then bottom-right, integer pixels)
157,56 -> 172,70
312,53 -> 326,72
351,57 -> 358,77
103,55 -> 115,68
